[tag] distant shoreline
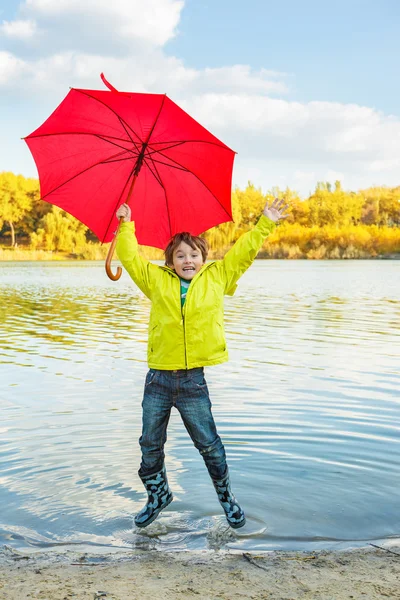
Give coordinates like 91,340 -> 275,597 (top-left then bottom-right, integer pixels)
1,251 -> 400,261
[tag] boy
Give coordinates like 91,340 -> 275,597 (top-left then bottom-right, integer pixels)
116,198 -> 288,529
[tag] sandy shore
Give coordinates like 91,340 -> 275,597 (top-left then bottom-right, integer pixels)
0,544 -> 399,600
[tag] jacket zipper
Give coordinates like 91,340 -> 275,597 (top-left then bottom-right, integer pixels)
175,273 -> 188,369
162,265 -> 213,370
181,275 -> 195,371
180,271 -> 200,370
181,306 -> 188,369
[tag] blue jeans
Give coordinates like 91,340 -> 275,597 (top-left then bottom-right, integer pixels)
139,367 -> 228,481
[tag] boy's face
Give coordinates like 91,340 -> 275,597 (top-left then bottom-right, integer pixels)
170,241 -> 204,280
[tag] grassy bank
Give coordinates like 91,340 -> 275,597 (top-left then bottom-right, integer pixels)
0,244 -> 164,261
0,248 -> 71,261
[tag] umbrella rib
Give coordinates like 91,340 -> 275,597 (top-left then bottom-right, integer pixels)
27,131 -> 137,145
39,149 -> 135,200
143,157 -> 164,187
117,117 -> 142,154
100,155 -> 137,165
145,156 -> 190,172
150,139 -> 232,150
31,147 -> 132,170
96,134 -> 139,156
145,141 -> 186,156
73,88 -> 144,144
101,94 -> 168,244
144,94 -> 167,145
146,148 -> 233,220
28,131 -> 142,161
144,156 -> 173,239
101,166 -> 137,243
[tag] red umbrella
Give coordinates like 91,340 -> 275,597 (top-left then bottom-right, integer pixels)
24,74 -> 236,280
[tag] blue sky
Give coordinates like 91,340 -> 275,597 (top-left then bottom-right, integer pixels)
168,0 -> 400,114
1,0 -> 399,196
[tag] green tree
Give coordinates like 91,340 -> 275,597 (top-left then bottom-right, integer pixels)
20,197 -> 52,238
360,186 -> 400,226
234,182 -> 265,226
307,181 -> 364,227
31,206 -> 88,252
308,184 -> 339,226
0,172 -> 38,246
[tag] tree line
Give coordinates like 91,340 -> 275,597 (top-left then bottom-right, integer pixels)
1,171 -> 399,259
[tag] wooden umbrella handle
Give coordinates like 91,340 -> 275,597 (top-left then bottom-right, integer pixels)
105,217 -> 124,281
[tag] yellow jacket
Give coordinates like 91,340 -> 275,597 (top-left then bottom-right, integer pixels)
116,215 -> 276,369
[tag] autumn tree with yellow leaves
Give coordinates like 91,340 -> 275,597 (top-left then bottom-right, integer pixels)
0,172 -> 399,259
0,172 -> 40,246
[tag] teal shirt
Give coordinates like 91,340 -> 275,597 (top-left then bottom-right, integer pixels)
179,277 -> 191,307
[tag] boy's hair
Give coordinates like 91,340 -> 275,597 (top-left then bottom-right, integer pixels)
164,232 -> 208,266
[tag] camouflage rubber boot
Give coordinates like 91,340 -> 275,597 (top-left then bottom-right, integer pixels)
134,467 -> 173,528
212,471 -> 246,529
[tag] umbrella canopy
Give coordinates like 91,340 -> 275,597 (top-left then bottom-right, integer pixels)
24,75 -> 236,250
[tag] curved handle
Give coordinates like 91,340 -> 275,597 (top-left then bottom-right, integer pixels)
105,218 -> 124,281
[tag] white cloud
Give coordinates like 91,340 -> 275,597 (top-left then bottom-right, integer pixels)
195,66 -> 289,95
0,19 -> 37,39
183,93 -> 400,168
0,51 -> 27,84
0,0 -> 399,196
184,94 -> 305,135
369,158 -> 400,172
21,0 -> 184,47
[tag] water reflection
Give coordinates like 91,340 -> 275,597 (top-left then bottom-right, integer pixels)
0,260 -> 399,552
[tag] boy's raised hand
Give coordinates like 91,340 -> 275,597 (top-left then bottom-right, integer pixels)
116,203 -> 131,222
263,198 -> 290,223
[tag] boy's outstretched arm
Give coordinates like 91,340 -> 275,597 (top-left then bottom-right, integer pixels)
221,198 -> 289,295
115,203 -> 159,299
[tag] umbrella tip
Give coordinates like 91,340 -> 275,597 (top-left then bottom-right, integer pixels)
100,73 -> 118,92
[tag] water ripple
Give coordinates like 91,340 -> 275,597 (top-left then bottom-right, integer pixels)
0,260 -> 399,552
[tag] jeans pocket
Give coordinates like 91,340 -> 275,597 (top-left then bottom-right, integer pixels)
145,369 -> 158,387
188,369 -> 207,389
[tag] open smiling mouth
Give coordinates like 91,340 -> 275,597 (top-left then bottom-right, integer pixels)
183,267 -> 195,272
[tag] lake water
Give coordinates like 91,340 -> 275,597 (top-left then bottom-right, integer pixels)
0,260 -> 399,553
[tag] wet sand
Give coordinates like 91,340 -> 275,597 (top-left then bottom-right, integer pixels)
1,544 -> 399,600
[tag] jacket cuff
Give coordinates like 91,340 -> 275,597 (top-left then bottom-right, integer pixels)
118,221 -> 135,235
255,214 -> 277,235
